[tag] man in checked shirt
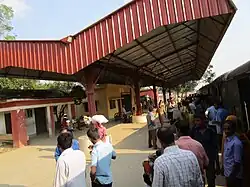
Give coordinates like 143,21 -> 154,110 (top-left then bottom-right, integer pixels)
152,126 -> 204,187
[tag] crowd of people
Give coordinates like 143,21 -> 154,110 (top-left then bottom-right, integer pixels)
54,115 -> 115,187
146,95 -> 250,187
51,94 -> 250,187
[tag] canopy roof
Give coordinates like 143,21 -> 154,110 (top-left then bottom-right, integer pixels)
0,0 -> 236,87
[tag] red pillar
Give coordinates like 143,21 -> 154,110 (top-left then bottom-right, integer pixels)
83,68 -> 100,117
153,85 -> 158,107
71,104 -> 76,118
11,110 -> 28,148
50,106 -> 55,136
134,81 -> 142,116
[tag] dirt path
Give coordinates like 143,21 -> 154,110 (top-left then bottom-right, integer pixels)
0,122 -> 225,187
0,123 -> 150,187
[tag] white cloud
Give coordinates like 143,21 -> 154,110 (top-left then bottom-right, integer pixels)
0,0 -> 31,18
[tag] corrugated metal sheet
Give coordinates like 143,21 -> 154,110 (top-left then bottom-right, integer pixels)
0,0 -> 235,75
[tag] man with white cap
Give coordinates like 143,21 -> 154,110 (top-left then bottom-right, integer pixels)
90,115 -> 109,142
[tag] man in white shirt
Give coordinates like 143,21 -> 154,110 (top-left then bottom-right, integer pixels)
152,126 -> 203,187
54,132 -> 86,187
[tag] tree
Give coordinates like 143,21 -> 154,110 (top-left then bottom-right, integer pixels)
173,64 -> 216,96
173,80 -> 198,98
0,4 -> 15,39
0,78 -> 38,89
200,64 -> 216,84
70,85 -> 86,105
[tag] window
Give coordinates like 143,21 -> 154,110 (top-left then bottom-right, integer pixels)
109,100 -> 116,109
25,109 -> 33,118
53,106 -> 57,114
83,101 -> 98,112
95,101 -> 98,112
83,103 -> 88,112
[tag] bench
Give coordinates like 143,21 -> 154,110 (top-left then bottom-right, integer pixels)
0,134 -> 13,141
0,134 -> 30,145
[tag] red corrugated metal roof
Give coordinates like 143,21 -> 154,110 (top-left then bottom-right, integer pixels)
0,0 -> 235,76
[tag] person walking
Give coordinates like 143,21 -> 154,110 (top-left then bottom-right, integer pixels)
54,133 -> 86,187
87,128 -> 116,187
54,128 -> 80,161
176,125 -> 209,180
146,106 -> 157,149
223,120 -> 243,187
152,126 -> 203,187
190,114 -> 220,187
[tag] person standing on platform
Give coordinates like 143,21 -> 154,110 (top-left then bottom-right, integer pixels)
223,120 -> 243,187
54,128 -> 80,162
176,125 -> 209,180
215,103 -> 229,150
190,114 -> 219,187
147,106 -> 158,149
87,128 -> 116,187
54,133 -> 86,187
152,126 -> 203,187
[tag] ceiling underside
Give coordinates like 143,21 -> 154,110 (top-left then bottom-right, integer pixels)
82,13 -> 233,87
0,14 -> 232,87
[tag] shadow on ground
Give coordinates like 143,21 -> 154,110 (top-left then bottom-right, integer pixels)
29,121 -> 121,147
0,185 -> 26,187
115,125 -> 151,151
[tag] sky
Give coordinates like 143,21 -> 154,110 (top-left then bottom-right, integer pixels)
1,0 -> 250,78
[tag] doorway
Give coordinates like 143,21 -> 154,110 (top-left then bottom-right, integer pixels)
34,108 -> 47,135
4,113 -> 12,134
238,77 -> 250,130
121,94 -> 132,112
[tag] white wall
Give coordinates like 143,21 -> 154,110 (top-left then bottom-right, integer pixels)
0,112 -> 6,134
25,109 -> 36,136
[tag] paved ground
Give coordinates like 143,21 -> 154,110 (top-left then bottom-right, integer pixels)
0,122 -> 225,187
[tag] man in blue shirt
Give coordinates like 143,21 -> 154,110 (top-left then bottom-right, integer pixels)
87,128 -> 116,187
223,120 -> 243,187
54,128 -> 80,161
215,104 -> 229,150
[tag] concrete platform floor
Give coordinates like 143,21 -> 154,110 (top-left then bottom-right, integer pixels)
0,123 -> 226,187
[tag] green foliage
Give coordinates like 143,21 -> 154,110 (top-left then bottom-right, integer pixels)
173,80 -> 198,94
0,4 -> 14,39
0,78 -> 76,93
0,78 -> 37,89
70,85 -> 86,105
173,65 -> 215,94
201,65 -> 216,84
39,81 -> 74,93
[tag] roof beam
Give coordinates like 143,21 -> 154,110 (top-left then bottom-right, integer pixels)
111,54 -> 164,81
158,59 -> 195,76
138,41 -> 197,69
115,22 -> 192,57
165,26 -> 185,71
130,30 -> 196,63
134,39 -> 173,75
183,23 -> 217,44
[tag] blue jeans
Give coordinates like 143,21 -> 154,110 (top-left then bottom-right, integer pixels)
92,181 -> 112,187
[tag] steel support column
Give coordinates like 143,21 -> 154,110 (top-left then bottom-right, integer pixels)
134,79 -> 142,116
153,85 -> 158,107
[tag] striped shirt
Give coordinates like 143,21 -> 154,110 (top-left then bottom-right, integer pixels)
152,145 -> 203,187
